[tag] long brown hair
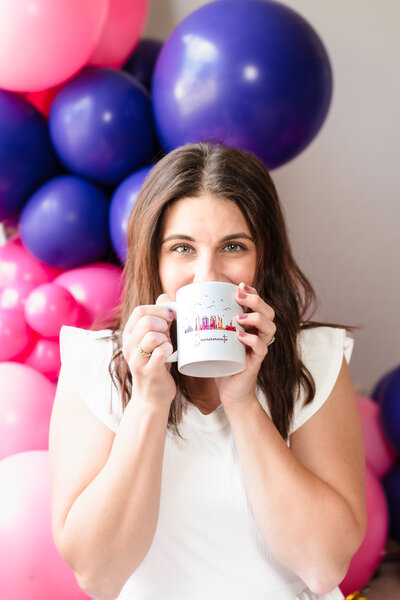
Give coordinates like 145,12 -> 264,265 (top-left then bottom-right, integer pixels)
109,142 -> 321,440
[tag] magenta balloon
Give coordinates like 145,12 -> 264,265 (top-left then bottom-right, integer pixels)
0,281 -> 36,310
357,394 -> 396,478
0,237 -> 62,288
24,283 -> 82,338
339,466 -> 388,596
55,262 -> 123,326
89,0 -> 148,68
0,307 -> 32,360
0,0 -> 108,92
0,363 -> 54,459
24,338 -> 61,382
0,450 -> 90,600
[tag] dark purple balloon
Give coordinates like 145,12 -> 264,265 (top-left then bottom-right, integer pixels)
124,39 -> 163,91
379,366 -> 400,454
19,175 -> 110,269
372,368 -> 395,403
109,165 -> 153,263
152,0 -> 333,169
0,91 -> 59,221
49,67 -> 156,186
383,465 -> 400,543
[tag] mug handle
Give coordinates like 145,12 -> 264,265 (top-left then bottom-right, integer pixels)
160,301 -> 178,363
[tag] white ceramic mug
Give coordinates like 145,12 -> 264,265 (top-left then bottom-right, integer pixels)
163,281 -> 246,377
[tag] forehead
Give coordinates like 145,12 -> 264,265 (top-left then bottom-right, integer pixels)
161,194 -> 250,233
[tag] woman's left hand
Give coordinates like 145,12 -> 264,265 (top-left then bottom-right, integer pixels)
217,282 -> 276,407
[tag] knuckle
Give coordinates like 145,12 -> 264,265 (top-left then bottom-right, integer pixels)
132,305 -> 145,320
146,332 -> 159,347
142,315 -> 154,329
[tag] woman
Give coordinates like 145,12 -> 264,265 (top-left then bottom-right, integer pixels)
49,142 -> 366,600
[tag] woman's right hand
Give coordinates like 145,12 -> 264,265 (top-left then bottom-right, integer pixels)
122,294 -> 176,407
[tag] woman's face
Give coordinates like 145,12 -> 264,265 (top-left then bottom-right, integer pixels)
158,195 -> 257,300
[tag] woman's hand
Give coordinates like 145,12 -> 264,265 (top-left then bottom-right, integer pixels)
217,282 -> 276,408
122,294 -> 176,407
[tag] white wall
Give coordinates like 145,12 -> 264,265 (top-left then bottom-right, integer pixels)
144,0 -> 400,394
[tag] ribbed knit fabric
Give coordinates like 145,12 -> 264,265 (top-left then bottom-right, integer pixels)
59,326 -> 352,600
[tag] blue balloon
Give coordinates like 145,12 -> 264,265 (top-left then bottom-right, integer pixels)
49,67 -> 155,186
371,368 -> 396,403
109,165 -> 153,263
379,366 -> 400,454
124,39 -> 163,92
19,175 -> 110,269
383,465 -> 400,543
0,91 -> 59,221
152,0 -> 333,169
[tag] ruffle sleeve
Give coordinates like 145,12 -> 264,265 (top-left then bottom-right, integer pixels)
289,326 -> 354,436
59,325 -> 123,432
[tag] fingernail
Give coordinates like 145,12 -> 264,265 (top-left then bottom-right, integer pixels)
243,283 -> 250,291
168,310 -> 175,320
238,291 -> 247,299
237,313 -> 248,319
238,330 -> 247,337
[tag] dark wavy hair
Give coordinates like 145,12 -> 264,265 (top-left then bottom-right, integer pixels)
107,142 -> 323,440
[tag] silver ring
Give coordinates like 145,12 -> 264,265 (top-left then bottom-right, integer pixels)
266,335 -> 275,347
137,344 -> 152,358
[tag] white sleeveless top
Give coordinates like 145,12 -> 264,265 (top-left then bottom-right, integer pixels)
60,325 -> 353,600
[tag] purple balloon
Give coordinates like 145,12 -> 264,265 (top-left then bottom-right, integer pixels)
124,38 -> 163,91
152,0 -> 332,169
49,67 -> 156,186
19,175 -> 111,269
0,91 -> 59,221
109,165 -> 153,263
383,465 -> 400,543
379,366 -> 400,454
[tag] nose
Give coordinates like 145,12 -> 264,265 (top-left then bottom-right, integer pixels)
192,251 -> 220,283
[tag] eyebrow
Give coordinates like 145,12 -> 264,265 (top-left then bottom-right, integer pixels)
161,232 -> 255,244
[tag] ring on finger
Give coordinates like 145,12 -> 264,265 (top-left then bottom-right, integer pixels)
265,335 -> 275,347
137,344 -> 152,358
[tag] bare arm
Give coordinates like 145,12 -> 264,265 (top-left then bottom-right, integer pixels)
223,359 -> 366,595
50,302 -> 176,600
49,369 -> 170,600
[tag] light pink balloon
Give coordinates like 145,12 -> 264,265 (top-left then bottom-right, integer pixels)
357,394 -> 396,478
55,262 -> 124,328
24,338 -> 61,382
24,283 -> 82,338
0,281 -> 36,310
0,307 -> 32,360
0,450 -> 91,600
89,0 -> 148,68
0,0 -> 108,92
0,362 -> 54,459
339,466 -> 388,596
0,237 -> 62,288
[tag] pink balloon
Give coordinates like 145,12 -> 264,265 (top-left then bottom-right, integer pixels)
0,307 -> 32,360
357,394 -> 396,478
55,262 -> 123,327
0,0 -> 108,92
89,0 -> 148,68
0,451 -> 90,600
0,237 -> 63,288
24,338 -> 61,382
0,280 -> 36,310
339,466 -> 388,596
0,362 -> 54,459
24,283 -> 82,338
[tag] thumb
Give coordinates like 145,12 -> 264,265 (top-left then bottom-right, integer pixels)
156,293 -> 174,305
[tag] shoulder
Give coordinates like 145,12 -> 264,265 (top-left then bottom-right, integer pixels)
59,325 -> 123,432
290,326 -> 354,436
